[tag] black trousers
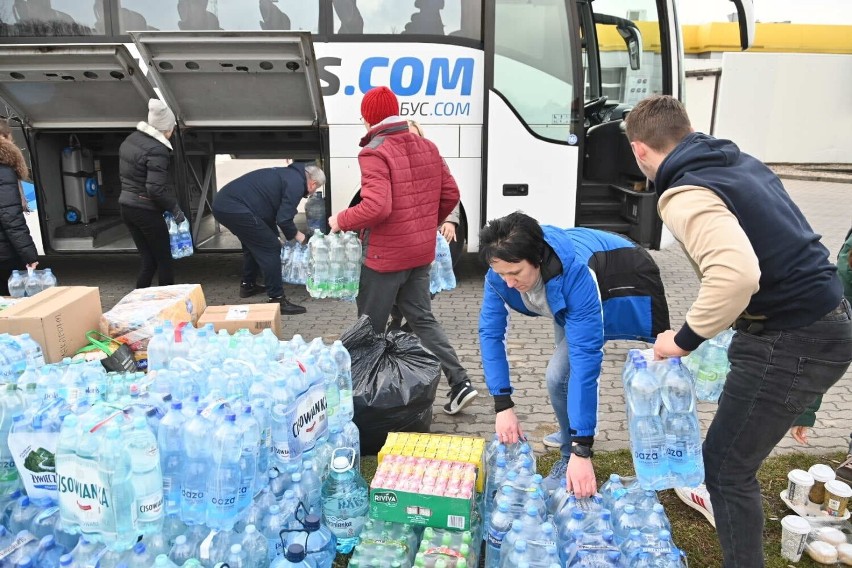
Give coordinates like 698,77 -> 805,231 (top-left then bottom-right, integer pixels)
212,208 -> 284,299
120,205 -> 174,288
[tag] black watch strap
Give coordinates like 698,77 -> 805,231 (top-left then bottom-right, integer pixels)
571,442 -> 594,458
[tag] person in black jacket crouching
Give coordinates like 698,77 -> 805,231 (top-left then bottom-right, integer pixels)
0,119 -> 39,294
119,99 -> 185,289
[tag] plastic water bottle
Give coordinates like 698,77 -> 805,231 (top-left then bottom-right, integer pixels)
167,534 -> 195,566
320,450 -> 368,553
147,327 -> 171,372
151,555 -> 179,568
41,269 -> 58,289
35,535 -> 66,567
166,214 -> 181,260
24,268 -> 42,297
661,358 -> 704,487
695,340 -> 728,402
8,270 -> 26,298
485,500 -> 512,568
181,410 -> 210,525
225,543 -> 249,567
625,359 -> 661,417
262,504 -> 290,562
0,384 -> 24,494
97,426 -> 139,551
206,413 -> 242,530
271,543 -> 312,568
8,497 -> 39,534
237,407 -> 260,513
330,341 -> 354,422
307,231 -> 330,298
288,513 -> 336,568
327,233 -> 345,299
342,233 -> 362,301
126,417 -> 164,535
177,219 -> 193,258
240,524 -> 269,566
630,414 -> 668,490
436,231 -> 456,292
158,401 -> 186,516
305,191 -> 326,234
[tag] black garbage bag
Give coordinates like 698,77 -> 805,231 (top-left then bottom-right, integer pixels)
340,315 -> 441,455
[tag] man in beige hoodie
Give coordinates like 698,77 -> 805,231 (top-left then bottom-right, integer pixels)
625,95 -> 852,568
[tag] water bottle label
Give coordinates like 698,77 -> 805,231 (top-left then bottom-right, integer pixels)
0,533 -> 36,560
0,459 -> 18,483
137,489 -> 164,522
8,430 -> 59,499
57,454 -> 125,536
486,527 -> 508,548
325,512 -> 366,538
285,384 -> 328,453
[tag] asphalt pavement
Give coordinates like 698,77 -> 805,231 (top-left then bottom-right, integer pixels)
41,178 -> 852,457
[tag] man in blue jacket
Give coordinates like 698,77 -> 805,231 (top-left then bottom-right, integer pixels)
213,162 -> 325,315
479,212 -> 669,494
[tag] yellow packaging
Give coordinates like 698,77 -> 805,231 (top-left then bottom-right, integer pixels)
378,433 -> 486,492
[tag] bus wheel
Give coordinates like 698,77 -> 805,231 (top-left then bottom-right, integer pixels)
65,208 -> 80,224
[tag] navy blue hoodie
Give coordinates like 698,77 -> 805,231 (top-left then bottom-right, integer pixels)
655,133 -> 841,333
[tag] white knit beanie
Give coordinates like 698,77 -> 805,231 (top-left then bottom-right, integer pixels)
147,98 -> 176,132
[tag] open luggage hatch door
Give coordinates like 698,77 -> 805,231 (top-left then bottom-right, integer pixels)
130,31 -> 326,129
0,43 -> 156,129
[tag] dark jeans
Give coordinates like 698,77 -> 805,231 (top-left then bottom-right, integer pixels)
357,264 -> 469,388
120,205 -> 174,288
212,208 -> 283,299
704,299 -> 852,567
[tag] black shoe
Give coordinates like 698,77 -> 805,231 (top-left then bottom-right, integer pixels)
269,296 -> 306,315
443,381 -> 478,415
240,282 -> 266,298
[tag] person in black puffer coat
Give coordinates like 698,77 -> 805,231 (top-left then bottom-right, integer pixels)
0,119 -> 39,295
119,99 -> 185,289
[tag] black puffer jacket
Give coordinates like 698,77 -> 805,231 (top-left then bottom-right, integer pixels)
118,122 -> 182,217
0,137 -> 38,265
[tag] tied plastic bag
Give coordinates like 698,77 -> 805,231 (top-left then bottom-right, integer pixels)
340,315 -> 441,455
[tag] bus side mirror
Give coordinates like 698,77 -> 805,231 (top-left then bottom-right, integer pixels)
617,24 -> 643,71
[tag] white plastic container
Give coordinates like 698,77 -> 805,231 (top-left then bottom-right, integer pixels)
787,469 -> 814,507
780,514 -> 811,562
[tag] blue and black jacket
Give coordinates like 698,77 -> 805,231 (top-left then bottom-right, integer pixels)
479,226 -> 669,438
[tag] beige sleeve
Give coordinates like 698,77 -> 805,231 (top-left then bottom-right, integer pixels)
659,185 -> 761,339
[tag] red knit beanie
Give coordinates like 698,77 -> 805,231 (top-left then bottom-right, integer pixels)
361,86 -> 399,126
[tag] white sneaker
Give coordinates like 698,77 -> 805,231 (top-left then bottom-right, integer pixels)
674,484 -> 716,528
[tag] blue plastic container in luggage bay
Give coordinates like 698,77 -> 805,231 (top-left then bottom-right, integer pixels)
61,140 -> 99,224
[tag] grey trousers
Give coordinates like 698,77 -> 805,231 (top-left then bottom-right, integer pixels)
356,264 -> 469,389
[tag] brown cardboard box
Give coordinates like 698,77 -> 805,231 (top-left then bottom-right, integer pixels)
198,304 -> 282,337
0,287 -> 102,363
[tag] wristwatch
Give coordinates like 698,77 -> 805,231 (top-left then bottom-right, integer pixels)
571,442 -> 594,459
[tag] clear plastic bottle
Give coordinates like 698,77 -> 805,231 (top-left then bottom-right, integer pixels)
329,341 -> 354,423
320,452 -> 368,554
158,402 -> 186,517
262,504 -> 290,563
237,406 -> 260,512
177,219 -> 193,259
181,410 -> 210,525
240,524 -> 269,567
485,500 -> 512,568
147,327 -> 171,373
97,427 -> 138,551
206,413 -> 242,530
695,340 -> 728,402
23,268 -> 42,297
305,191 -> 326,234
166,214 -> 181,259
270,543 -> 312,568
41,269 -> 58,289
8,270 -> 26,298
14,334 -> 45,369
127,417 -> 164,535
307,231 -> 330,299
342,232 -> 362,301
0,384 -> 24,494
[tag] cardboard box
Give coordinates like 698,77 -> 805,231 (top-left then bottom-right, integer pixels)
100,284 -> 207,354
369,487 -> 475,531
378,433 -> 486,492
197,304 -> 282,337
0,287 -> 102,363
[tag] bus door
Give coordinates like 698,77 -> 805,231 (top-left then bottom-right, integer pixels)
484,0 -> 583,228
0,43 -> 157,253
130,31 -> 328,250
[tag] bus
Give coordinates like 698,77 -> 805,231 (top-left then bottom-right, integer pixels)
0,0 -> 754,258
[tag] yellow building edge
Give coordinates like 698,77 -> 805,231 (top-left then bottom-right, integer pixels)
598,22 -> 852,55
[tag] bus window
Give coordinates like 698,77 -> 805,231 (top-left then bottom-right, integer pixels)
591,0 -> 663,106
493,0 -> 577,142
332,0 -> 481,40
116,0 -> 319,33
0,0 -> 106,36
